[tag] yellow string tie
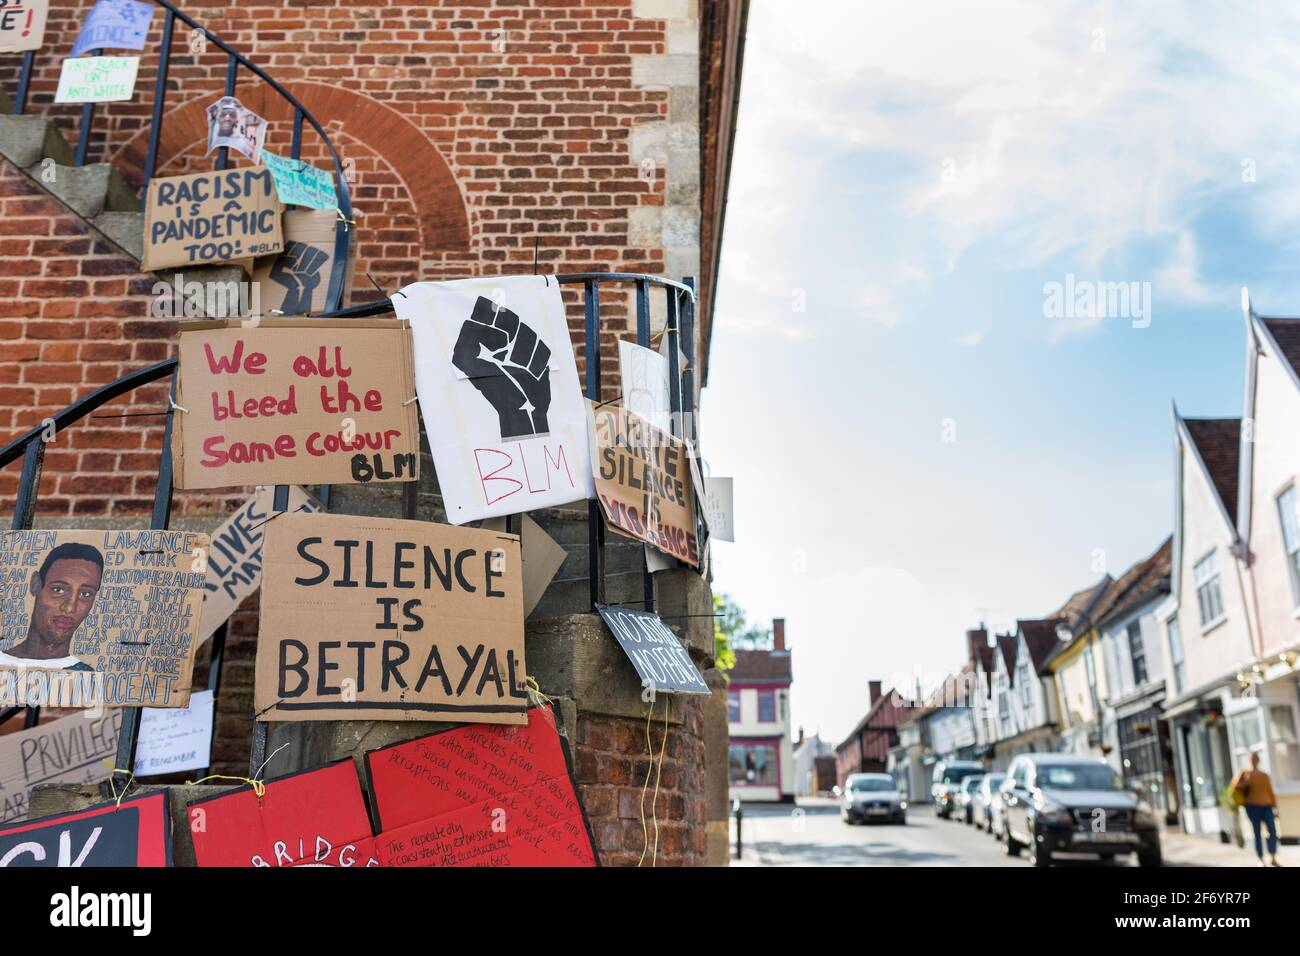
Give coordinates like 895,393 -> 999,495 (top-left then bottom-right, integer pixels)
187,774 -> 267,799
100,759 -> 134,810
524,675 -> 554,709
637,696 -> 655,867
651,699 -> 669,867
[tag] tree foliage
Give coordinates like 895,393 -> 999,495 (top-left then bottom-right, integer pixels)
713,593 -> 772,680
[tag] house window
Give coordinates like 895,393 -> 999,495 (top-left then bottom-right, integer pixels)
1277,486 -> 1300,607
1017,660 -> 1032,708
727,689 -> 740,722
1193,550 -> 1225,628
1127,621 -> 1148,686
758,690 -> 776,722
729,743 -> 777,786
1166,618 -> 1185,694
1267,704 -> 1300,781
998,688 -> 1011,734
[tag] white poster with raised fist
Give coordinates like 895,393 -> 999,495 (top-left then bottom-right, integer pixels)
394,276 -> 595,523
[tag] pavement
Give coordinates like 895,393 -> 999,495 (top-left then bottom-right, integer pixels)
730,798 -> 1300,867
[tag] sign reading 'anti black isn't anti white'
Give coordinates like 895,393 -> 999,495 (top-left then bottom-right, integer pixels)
594,604 -> 709,695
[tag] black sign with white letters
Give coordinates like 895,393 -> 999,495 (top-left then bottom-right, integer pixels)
594,604 -> 710,695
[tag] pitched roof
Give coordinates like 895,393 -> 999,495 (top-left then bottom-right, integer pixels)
1018,618 -> 1065,673
1183,417 -> 1240,517
1053,577 -> 1111,632
1262,318 -> 1300,381
1092,537 -> 1173,628
996,632 -> 1018,679
730,649 -> 792,683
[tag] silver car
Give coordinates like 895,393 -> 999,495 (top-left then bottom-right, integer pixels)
972,772 -> 1005,833
841,773 -> 907,825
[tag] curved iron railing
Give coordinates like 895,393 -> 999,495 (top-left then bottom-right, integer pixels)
8,0 -> 353,313
0,272 -> 698,785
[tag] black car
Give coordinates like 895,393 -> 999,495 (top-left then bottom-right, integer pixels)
999,754 -> 1162,867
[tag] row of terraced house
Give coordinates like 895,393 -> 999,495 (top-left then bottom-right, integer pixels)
840,294 -> 1300,846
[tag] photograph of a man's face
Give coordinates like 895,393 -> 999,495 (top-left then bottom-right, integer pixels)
206,95 -> 267,163
2,543 -> 103,669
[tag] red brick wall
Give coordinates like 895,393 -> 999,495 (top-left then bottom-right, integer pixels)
573,703 -> 708,866
1,1 -> 713,866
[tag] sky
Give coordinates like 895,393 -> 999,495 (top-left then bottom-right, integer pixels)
701,1 -> 1300,746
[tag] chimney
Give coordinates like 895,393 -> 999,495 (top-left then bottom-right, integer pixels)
773,618 -> 786,651
868,680 -> 882,706
966,627 -> 988,664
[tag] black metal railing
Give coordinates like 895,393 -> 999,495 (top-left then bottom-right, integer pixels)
8,0 -> 353,314
0,272 -> 698,788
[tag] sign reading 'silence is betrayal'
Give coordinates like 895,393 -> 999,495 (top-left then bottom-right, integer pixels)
254,513 -> 529,724
594,604 -> 710,696
174,319 -> 419,489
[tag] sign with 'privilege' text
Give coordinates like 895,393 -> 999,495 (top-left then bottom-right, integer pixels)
0,711 -> 121,823
174,319 -> 419,489
254,513 -> 528,724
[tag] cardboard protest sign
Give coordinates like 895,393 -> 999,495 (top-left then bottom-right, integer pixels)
261,150 -> 338,211
0,790 -> 170,867
0,0 -> 49,54
589,402 -> 700,566
701,475 -> 734,542
619,339 -> 671,434
250,209 -> 343,316
173,319 -> 419,489
133,689 -> 214,777
141,167 -> 283,272
254,513 -> 528,724
0,530 -> 208,710
0,711 -> 120,824
189,760 -> 379,867
480,513 -> 566,618
71,0 -> 153,57
595,604 -> 710,695
199,485 -> 318,645
206,95 -> 268,164
366,705 -> 597,867
54,55 -> 138,103
393,276 -> 595,524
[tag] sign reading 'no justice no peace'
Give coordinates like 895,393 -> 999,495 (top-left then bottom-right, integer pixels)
173,319 -> 419,489
254,513 -> 528,725
595,604 -> 710,695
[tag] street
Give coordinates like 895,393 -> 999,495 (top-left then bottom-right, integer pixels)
734,800 -> 1136,867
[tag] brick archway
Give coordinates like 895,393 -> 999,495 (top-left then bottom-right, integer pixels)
114,82 -> 471,254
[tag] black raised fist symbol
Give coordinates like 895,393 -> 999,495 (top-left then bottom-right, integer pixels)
452,296 -> 552,440
268,241 -> 328,315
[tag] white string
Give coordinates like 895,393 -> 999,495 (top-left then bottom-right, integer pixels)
168,398 -> 188,414
251,742 -> 289,782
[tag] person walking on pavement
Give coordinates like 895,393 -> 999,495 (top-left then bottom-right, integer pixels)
1231,752 -> 1282,867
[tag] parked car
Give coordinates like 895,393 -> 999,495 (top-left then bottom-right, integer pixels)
956,774 -> 985,824
972,772 -> 1005,833
931,760 -> 984,819
841,773 -> 907,825
999,754 -> 1162,867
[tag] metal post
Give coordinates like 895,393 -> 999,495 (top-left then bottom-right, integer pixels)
13,51 -> 34,115
733,798 -> 743,859
110,373 -> 180,787
11,439 -> 45,729
249,483 -> 291,779
140,9 -> 177,210
665,287 -> 682,439
73,49 -> 105,166
214,55 -> 237,171
634,279 -> 654,612
291,108 -> 304,160
680,277 -> 696,444
584,280 -> 606,608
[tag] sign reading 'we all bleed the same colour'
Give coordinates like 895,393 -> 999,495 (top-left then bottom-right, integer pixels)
173,319 -> 419,489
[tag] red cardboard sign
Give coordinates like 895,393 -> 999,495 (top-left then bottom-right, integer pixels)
0,790 -> 171,867
188,760 -> 379,867
366,706 -> 597,867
